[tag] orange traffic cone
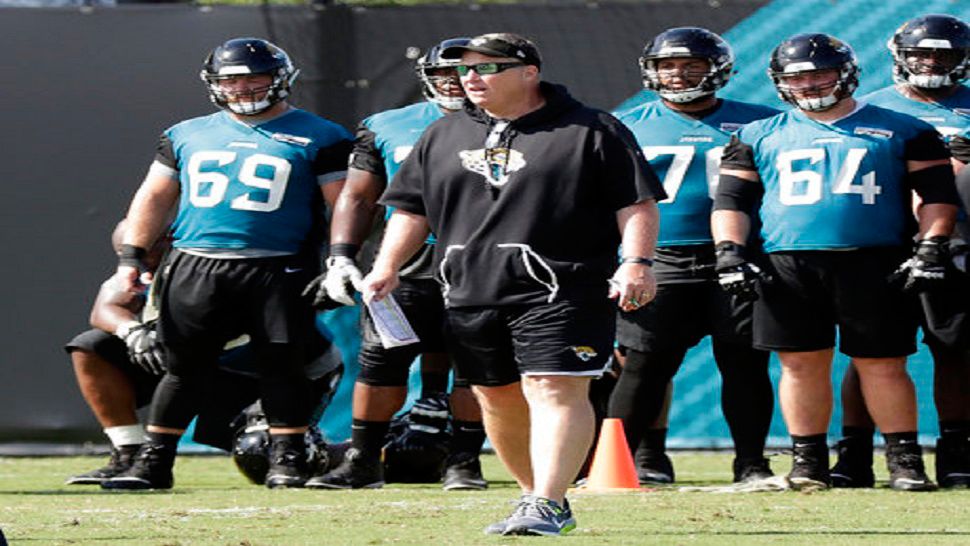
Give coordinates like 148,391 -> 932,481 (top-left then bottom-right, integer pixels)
582,418 -> 640,491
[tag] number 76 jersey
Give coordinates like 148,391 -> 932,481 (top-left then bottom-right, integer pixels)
155,109 -> 352,254
614,99 -> 779,246
728,104 -> 948,252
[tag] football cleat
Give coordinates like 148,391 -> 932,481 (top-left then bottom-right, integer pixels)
733,456 -> 774,483
66,444 -> 141,485
100,443 -> 175,491
442,453 -> 487,491
936,436 -> 970,489
830,438 -> 875,488
788,442 -> 830,490
887,444 -> 937,492
635,447 -> 675,484
305,447 -> 384,489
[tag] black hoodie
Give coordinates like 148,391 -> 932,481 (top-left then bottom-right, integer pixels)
382,82 -> 664,308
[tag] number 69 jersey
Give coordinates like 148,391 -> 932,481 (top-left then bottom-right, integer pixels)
724,103 -> 951,252
614,99 -> 779,246
154,109 -> 352,254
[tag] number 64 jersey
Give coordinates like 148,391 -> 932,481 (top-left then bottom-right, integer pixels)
153,109 -> 352,254
722,103 -> 951,252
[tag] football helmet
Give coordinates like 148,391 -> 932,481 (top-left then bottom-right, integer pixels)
889,14 -> 970,89
769,33 -> 859,112
415,37 -> 470,111
230,402 -> 340,485
382,395 -> 452,483
200,37 -> 299,116
639,27 -> 734,103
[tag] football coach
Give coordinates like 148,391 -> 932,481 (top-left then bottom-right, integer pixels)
361,32 -> 664,536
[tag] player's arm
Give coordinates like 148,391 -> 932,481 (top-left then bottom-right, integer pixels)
116,158 -> 180,293
332,124 -> 389,249
89,279 -> 144,335
906,130 -> 959,238
711,134 -> 763,245
711,135 -> 768,301
611,200 -> 658,312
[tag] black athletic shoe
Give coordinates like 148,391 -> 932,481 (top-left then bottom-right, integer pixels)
936,437 -> 970,489
886,444 -> 937,492
100,443 -> 175,490
830,438 -> 875,488
733,456 -> 773,483
265,444 -> 309,489
66,444 -> 141,485
788,443 -> 830,489
442,453 -> 487,491
305,447 -> 384,489
635,448 -> 674,485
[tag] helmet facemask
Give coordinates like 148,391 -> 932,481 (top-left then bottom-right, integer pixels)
203,68 -> 298,116
417,60 -> 465,111
641,56 -> 730,103
771,62 -> 859,112
891,45 -> 968,89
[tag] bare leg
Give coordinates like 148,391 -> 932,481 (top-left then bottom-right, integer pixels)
778,349 -> 833,435
854,357 -> 916,433
521,375 -> 594,504
473,382 -> 533,492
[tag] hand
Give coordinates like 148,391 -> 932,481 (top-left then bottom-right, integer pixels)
891,236 -> 949,292
609,262 -> 657,312
715,242 -> 770,302
302,256 -> 363,309
119,322 -> 166,375
323,256 -> 363,305
360,266 -> 400,304
113,266 -> 151,294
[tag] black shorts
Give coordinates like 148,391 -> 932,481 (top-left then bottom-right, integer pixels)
754,248 -> 918,358
65,329 -> 160,408
357,277 -> 449,383
616,281 -> 752,353
446,299 -> 615,387
156,250 -> 317,366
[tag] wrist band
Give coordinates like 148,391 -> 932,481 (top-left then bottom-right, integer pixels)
118,244 -> 147,269
620,256 -> 654,267
330,243 -> 360,259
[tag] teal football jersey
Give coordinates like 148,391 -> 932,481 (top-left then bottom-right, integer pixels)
159,109 -> 351,254
615,99 -> 778,246
352,101 -> 445,245
736,104 -> 939,251
862,85 -> 970,140
357,101 -> 444,182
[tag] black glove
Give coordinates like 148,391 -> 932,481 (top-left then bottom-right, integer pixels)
119,321 -> 166,375
891,236 -> 949,292
714,241 -> 770,303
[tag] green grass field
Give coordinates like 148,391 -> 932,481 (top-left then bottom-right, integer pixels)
2,452 -> 969,545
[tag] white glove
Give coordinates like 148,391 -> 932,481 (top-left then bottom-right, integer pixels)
323,256 -> 363,306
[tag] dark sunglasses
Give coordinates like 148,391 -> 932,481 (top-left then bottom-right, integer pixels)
455,62 -> 525,76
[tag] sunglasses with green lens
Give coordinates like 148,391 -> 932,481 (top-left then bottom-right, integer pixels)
455,62 -> 525,76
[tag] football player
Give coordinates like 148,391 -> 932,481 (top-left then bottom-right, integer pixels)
102,38 -> 352,490
66,221 -> 344,486
303,38 -> 488,490
609,27 -> 777,485
833,14 -> 970,489
712,33 -> 959,491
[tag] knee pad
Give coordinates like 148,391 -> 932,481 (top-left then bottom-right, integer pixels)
356,343 -> 415,386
